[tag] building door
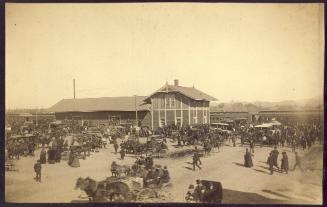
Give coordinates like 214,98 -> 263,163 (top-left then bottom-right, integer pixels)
193,117 -> 197,125
203,115 -> 207,124
160,118 -> 165,127
176,118 -> 181,128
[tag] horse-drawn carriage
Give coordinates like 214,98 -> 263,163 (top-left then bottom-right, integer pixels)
120,135 -> 168,157
76,161 -> 171,202
121,137 -> 147,155
6,134 -> 37,159
145,136 -> 168,158
185,180 -> 223,203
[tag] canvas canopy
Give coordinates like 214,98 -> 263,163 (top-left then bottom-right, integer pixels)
255,123 -> 273,128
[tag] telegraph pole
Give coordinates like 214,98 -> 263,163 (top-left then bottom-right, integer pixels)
35,107 -> 38,127
73,79 -> 76,99
135,95 -> 138,127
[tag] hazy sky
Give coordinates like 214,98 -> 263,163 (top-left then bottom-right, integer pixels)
6,3 -> 324,109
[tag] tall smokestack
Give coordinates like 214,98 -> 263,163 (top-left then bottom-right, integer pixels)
73,79 -> 76,99
174,79 -> 179,86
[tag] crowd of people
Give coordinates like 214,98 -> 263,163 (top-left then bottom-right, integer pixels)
240,121 -> 322,175
5,114 -> 323,184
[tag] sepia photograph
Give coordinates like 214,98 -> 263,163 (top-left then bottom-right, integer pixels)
5,2 -> 324,204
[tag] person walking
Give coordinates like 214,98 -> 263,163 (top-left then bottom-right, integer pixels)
271,146 -> 279,169
120,148 -> 125,160
292,152 -> 303,172
280,152 -> 289,174
114,142 -> 119,153
192,152 -> 202,171
267,152 -> 274,175
194,146 -> 202,165
34,160 -> 42,182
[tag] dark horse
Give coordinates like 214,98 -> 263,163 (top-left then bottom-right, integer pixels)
75,177 -> 135,202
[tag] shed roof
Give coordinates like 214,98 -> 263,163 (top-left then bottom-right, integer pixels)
144,84 -> 217,102
49,96 -> 150,113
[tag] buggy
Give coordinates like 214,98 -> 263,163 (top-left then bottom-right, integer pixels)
185,180 -> 223,203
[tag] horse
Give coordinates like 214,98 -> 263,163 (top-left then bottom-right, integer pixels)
203,141 -> 212,157
111,162 -> 131,178
151,142 -> 168,158
75,177 -> 133,202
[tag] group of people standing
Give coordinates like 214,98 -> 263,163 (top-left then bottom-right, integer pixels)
267,147 -> 303,175
243,145 -> 303,175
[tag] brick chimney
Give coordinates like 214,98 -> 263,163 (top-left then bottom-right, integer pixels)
174,79 -> 179,86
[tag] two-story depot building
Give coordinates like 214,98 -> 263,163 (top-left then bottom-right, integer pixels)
50,80 -> 217,129
143,80 -> 217,129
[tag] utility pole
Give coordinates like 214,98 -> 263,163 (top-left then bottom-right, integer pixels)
35,107 -> 38,127
73,79 -> 76,99
135,95 -> 138,127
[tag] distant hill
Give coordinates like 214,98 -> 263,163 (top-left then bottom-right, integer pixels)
210,96 -> 323,112
6,96 -> 323,114
6,108 -> 52,115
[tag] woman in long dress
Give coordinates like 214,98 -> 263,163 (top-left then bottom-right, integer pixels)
280,152 -> 289,174
40,147 -> 47,164
70,151 -> 80,167
244,148 -> 253,168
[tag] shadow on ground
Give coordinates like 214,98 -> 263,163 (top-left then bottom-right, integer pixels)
222,188 -> 287,204
71,189 -> 300,204
183,166 -> 194,171
258,165 -> 280,173
253,169 -> 270,174
232,162 -> 244,167
71,186 -> 311,204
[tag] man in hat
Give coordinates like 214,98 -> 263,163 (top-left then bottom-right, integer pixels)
193,180 -> 205,202
185,184 -> 196,202
267,152 -> 274,175
153,167 -> 163,185
120,148 -> 125,160
34,160 -> 42,182
40,147 -> 47,164
193,151 -> 202,171
145,154 -> 154,169
271,146 -> 279,169
114,141 -> 119,153
194,146 -> 202,164
292,152 -> 303,172
144,168 -> 154,187
280,152 -> 289,174
161,166 -> 170,183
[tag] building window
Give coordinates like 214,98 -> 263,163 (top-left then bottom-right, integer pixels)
193,117 -> 197,124
176,118 -> 181,126
171,98 -> 175,108
160,118 -> 165,127
152,99 -> 158,109
160,96 -> 165,108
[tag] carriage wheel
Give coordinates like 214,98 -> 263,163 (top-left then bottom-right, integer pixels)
136,188 -> 158,201
108,193 -> 127,202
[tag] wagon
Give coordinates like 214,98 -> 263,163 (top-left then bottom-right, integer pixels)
75,165 -> 171,202
185,180 -> 223,203
5,160 -> 17,171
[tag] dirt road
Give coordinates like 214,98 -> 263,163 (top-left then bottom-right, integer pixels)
5,139 -> 322,204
